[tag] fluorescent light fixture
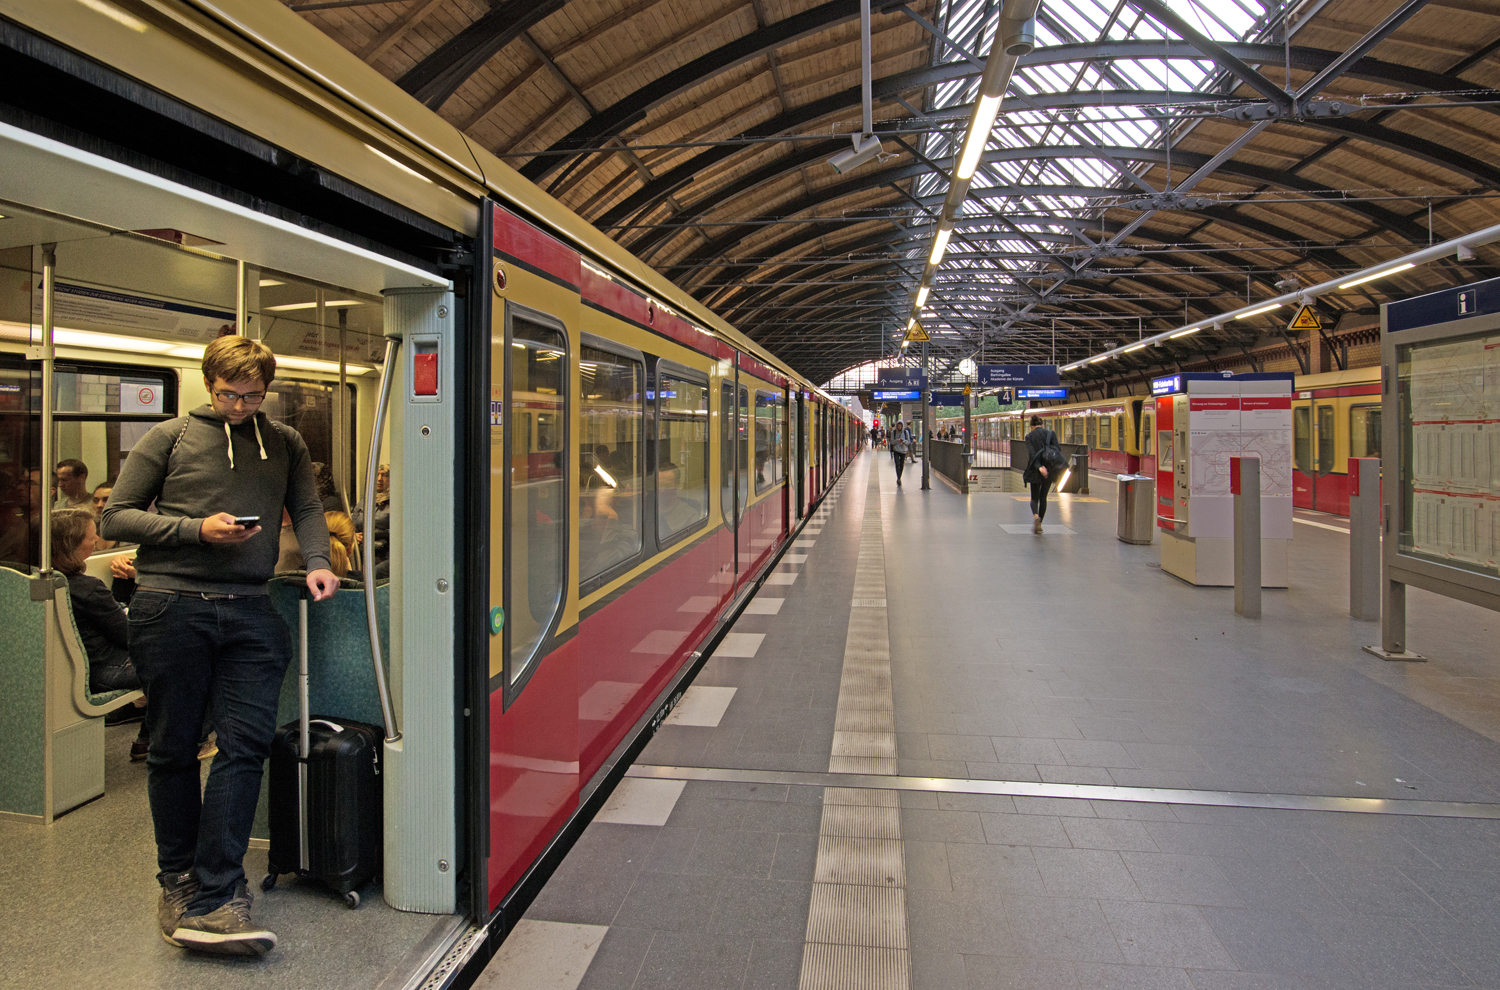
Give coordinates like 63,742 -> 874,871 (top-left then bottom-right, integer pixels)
263,299 -> 364,312
1170,326 -> 1201,338
1235,303 -> 1282,319
915,286 -> 930,307
901,339 -> 909,348
593,464 -> 617,488
275,355 -> 375,375
955,94 -> 1002,180
15,322 -> 372,374
1124,342 -> 1147,353
1089,355 -> 1109,363
258,279 -> 284,287
929,225 -> 953,266
1338,262 -> 1415,290
1058,467 -> 1072,489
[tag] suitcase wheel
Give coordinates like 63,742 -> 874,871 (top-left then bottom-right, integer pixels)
261,872 -> 278,892
344,891 -> 360,909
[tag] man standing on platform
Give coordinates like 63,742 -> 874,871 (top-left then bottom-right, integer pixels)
102,335 -> 338,956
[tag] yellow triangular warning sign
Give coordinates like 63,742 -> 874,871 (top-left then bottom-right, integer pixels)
1287,305 -> 1322,332
904,322 -> 930,342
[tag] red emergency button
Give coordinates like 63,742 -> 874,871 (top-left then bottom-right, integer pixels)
413,352 -> 438,396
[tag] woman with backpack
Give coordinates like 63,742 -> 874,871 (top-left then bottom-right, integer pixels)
1023,414 -> 1062,533
890,419 -> 913,488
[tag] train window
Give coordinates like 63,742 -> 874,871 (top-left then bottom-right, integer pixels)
508,315 -> 567,686
720,382 -> 735,525
1350,404 -> 1381,460
1086,415 -> 1097,448
1294,406 -> 1312,472
1098,417 -> 1111,448
657,371 -> 709,542
754,390 -> 781,492
262,377 -> 357,508
1116,416 -> 1125,450
578,343 -> 643,584
1316,405 -> 1336,475
1,360 -> 177,571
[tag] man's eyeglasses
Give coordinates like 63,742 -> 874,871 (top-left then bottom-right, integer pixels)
214,390 -> 266,405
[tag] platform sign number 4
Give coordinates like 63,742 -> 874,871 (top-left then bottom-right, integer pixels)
1459,288 -> 1477,316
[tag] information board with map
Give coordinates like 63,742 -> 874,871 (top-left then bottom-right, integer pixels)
1398,329 -> 1500,576
1184,384 -> 1293,539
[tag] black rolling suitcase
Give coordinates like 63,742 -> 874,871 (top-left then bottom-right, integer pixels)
263,594 -> 384,908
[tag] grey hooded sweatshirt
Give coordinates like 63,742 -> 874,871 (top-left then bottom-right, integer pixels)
101,405 -> 332,596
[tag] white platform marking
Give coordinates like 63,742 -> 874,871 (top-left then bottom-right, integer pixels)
743,597 -> 785,615
782,554 -> 808,564
630,630 -> 688,654
998,523 -> 1075,535
663,685 -> 738,726
794,539 -> 816,548
595,777 -> 686,826
473,920 -> 607,990
850,599 -> 886,608
714,632 -> 765,658
764,571 -> 798,586
677,596 -> 717,613
1295,517 -> 1350,534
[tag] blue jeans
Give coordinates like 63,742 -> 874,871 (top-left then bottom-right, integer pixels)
130,590 -> 291,914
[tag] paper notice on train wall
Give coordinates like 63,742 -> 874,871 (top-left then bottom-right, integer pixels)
33,282 -> 235,341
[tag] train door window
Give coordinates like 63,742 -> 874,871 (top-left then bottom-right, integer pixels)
1316,404 -> 1336,474
578,341 -> 643,585
1294,406 -> 1312,471
720,382 -> 735,525
1350,404 -> 1381,460
506,313 -> 568,687
737,385 -> 749,515
1143,414 -> 1154,456
1097,416 -> 1111,448
1086,415 -> 1097,447
1116,415 -> 1125,449
754,390 -> 781,492
261,377 -> 357,509
657,368 -> 709,542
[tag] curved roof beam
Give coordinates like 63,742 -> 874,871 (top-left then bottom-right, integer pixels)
519,0 -> 912,183
591,39 -> 1490,232
396,0 -> 571,109
669,143 -> 1435,280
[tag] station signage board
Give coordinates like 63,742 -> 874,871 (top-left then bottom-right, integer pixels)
1151,374 -> 1183,395
977,364 -> 1059,387
928,393 -> 965,406
1016,387 -> 1068,400
872,389 -> 922,401
877,367 -> 927,389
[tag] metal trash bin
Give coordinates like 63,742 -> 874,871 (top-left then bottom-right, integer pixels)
1117,474 -> 1155,544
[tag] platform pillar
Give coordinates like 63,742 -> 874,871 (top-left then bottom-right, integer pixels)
1348,457 -> 1381,620
1232,456 -> 1260,619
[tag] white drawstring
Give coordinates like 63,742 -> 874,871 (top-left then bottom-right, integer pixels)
222,416 -> 269,470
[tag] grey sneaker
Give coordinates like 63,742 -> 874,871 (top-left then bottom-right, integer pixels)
172,882 -> 277,956
158,870 -> 199,946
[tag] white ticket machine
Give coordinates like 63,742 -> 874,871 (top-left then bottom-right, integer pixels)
1151,372 -> 1295,586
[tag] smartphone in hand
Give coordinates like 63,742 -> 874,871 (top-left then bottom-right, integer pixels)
233,515 -> 261,528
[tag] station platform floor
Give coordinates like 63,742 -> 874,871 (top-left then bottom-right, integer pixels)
480,447 -> 1500,990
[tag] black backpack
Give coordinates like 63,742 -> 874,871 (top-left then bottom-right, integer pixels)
1041,433 -> 1068,474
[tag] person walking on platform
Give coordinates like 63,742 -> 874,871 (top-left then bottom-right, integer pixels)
1023,414 -> 1062,533
890,419 -> 913,488
102,335 -> 338,957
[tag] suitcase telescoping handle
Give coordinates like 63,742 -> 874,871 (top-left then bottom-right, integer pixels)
363,336 -> 401,744
298,593 -> 311,872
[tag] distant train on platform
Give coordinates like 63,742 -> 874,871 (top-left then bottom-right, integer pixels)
971,367 -> 1380,516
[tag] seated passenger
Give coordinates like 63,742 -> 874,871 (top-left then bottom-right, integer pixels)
324,510 -> 359,579
52,508 -> 148,756
351,462 -> 390,574
275,507 -> 304,573
92,481 -> 119,550
312,461 -> 343,513
54,458 -> 92,510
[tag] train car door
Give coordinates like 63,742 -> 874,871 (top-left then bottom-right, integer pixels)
1314,403 -> 1337,512
795,392 -> 806,518
1293,403 -> 1314,508
485,223 -> 581,911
